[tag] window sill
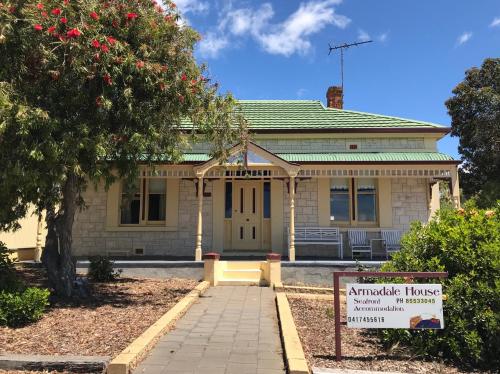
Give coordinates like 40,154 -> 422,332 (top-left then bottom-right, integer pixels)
106,226 -> 178,232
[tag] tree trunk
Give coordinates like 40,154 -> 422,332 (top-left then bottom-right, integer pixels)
41,173 -> 79,297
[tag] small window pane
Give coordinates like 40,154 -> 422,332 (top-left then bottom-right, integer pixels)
357,178 -> 376,192
357,194 -> 376,222
330,178 -> 350,221
225,182 -> 232,218
121,180 -> 140,224
331,178 -> 349,191
263,182 -> 271,218
148,179 -> 166,221
330,192 -> 350,221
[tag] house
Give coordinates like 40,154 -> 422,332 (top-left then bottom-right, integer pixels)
72,86 -> 460,261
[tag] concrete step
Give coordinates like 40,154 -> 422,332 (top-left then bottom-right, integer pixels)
225,261 -> 263,270
217,279 -> 264,286
222,269 -> 262,280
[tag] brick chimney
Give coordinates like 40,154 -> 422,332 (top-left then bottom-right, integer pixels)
326,86 -> 343,109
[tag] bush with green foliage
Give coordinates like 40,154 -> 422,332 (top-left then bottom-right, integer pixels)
88,256 -> 121,282
380,204 -> 500,370
0,287 -> 50,327
0,241 -> 22,292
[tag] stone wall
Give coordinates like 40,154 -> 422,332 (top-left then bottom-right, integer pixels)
72,180 -> 213,258
391,178 -> 429,231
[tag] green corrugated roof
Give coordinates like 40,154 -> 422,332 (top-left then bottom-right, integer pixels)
181,152 -> 455,163
181,100 -> 447,130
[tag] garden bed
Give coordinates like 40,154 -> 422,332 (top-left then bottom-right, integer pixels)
288,296 -> 473,374
0,267 -> 198,358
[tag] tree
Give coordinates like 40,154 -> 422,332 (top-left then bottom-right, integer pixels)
0,0 -> 244,296
445,58 -> 500,207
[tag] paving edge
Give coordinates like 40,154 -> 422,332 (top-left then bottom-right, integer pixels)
276,292 -> 310,374
107,281 -> 210,374
0,354 -> 109,373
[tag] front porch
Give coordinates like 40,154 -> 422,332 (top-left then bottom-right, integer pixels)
180,142 -> 461,261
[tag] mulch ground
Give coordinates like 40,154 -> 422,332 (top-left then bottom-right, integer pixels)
288,296 -> 475,374
0,267 -> 198,358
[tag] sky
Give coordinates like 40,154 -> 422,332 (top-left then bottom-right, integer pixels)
174,0 -> 500,160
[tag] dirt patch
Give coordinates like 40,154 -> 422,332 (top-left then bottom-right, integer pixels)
1,267 -> 197,358
288,297 -> 475,373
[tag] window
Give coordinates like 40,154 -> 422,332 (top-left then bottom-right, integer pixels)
225,182 -> 232,218
357,178 -> 376,222
120,178 -> 167,225
330,178 -> 350,222
147,179 -> 166,221
330,178 -> 378,224
263,182 -> 271,218
121,180 -> 140,224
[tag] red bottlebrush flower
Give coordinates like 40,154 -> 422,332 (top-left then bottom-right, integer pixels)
159,82 -> 166,91
181,73 -> 187,81
164,15 -> 172,22
36,3 -> 44,10
178,94 -> 184,103
100,43 -> 109,53
94,52 -> 100,61
9,6 -> 16,13
41,11 -> 48,17
191,79 -> 196,84
34,24 -> 43,31
161,65 -> 168,72
112,20 -> 119,28
63,0 -> 69,5
51,8 -> 61,16
47,26 -> 56,34
91,39 -> 100,48
66,28 -> 81,38
106,36 -> 117,45
127,12 -> 138,20
169,2 -> 176,9
103,74 -> 112,85
136,60 -> 145,69
95,96 -> 102,106
90,11 -> 99,20
60,17 -> 67,24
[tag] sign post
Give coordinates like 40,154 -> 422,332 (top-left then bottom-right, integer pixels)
333,271 -> 448,361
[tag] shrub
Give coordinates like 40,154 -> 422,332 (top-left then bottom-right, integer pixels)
0,242 -> 22,292
88,256 -> 121,282
380,204 -> 500,370
0,287 -> 50,327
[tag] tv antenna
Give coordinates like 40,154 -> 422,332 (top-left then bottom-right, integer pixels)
328,40 -> 373,92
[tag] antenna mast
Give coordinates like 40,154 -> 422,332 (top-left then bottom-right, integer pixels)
328,40 -> 373,93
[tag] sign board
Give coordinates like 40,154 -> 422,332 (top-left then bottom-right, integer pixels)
346,283 -> 444,329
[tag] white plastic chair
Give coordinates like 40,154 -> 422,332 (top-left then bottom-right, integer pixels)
348,229 -> 372,259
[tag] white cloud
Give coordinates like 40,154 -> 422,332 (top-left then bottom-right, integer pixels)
296,88 -> 308,98
456,32 -> 472,46
198,32 -> 229,58
378,32 -> 389,42
490,17 -> 500,27
198,0 -> 351,58
357,29 -> 370,42
174,0 -> 209,14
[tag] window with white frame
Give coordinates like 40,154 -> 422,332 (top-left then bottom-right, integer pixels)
330,178 -> 378,224
120,179 -> 167,225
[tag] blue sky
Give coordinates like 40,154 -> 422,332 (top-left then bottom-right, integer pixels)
175,0 -> 500,159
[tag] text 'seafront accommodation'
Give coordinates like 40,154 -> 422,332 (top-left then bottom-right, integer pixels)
72,87 -> 460,260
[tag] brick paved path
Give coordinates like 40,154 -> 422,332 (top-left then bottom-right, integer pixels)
134,286 -> 285,374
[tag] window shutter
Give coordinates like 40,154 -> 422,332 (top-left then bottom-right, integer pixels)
106,181 -> 120,228
378,179 -> 392,227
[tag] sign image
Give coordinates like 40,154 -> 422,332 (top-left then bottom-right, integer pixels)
346,283 -> 444,329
